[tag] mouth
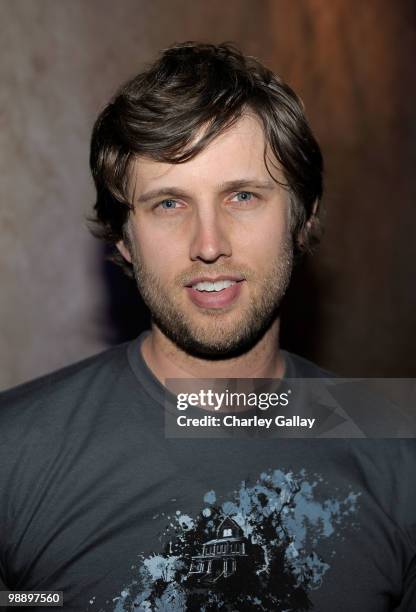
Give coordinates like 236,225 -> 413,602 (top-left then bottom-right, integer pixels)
185,276 -> 245,309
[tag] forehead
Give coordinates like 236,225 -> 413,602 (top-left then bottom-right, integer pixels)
129,115 -> 281,194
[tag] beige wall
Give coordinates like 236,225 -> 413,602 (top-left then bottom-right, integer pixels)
1,0 -> 415,388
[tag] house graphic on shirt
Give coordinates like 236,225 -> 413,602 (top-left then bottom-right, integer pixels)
189,516 -> 248,581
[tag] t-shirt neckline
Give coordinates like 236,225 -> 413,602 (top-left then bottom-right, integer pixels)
127,331 -> 297,408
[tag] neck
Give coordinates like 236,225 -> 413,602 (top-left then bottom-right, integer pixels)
141,319 -> 285,382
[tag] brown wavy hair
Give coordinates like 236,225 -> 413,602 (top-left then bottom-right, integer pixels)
89,42 -> 323,276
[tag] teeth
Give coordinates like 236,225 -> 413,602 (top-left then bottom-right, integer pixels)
193,280 -> 237,292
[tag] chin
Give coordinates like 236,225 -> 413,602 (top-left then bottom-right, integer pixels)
154,310 -> 277,361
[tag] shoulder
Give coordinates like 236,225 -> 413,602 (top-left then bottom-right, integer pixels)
0,342 -> 131,420
282,350 -> 336,378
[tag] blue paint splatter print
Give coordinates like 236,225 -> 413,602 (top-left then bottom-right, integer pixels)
112,469 -> 359,611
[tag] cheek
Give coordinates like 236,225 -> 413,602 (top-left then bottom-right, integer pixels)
132,225 -> 185,277
237,217 -> 290,262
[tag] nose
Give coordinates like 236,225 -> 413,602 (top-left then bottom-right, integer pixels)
189,207 -> 232,263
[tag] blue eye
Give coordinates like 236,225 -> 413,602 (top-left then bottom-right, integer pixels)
235,191 -> 253,202
160,199 -> 177,209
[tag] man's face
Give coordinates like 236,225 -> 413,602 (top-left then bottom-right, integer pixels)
118,114 -> 293,358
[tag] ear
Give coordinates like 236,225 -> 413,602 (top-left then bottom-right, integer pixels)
304,199 -> 319,231
116,239 -> 132,264
297,199 -> 320,249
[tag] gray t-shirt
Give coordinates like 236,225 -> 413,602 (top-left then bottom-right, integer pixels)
0,333 -> 415,611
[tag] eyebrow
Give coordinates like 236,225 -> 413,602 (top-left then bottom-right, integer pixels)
135,178 -> 278,204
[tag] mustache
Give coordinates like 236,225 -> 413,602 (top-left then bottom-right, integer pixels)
176,263 -> 255,286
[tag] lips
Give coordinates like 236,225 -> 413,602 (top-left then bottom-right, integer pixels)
186,274 -> 245,288
185,276 -> 245,309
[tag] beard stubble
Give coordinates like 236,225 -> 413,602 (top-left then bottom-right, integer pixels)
130,240 -> 293,359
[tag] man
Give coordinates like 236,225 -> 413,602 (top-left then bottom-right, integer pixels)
0,42 -> 415,612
